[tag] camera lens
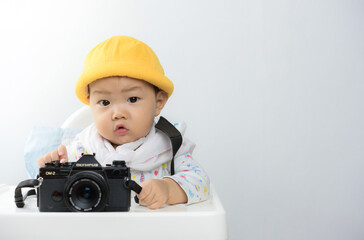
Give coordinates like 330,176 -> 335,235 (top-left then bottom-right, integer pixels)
70,179 -> 100,210
65,171 -> 109,212
81,186 -> 92,199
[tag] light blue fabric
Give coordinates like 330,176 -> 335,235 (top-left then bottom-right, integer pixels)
24,126 -> 82,178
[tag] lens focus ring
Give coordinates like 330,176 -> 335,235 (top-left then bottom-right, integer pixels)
64,171 -> 109,212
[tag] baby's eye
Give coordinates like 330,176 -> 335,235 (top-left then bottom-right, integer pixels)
98,100 -> 110,106
128,97 -> 139,103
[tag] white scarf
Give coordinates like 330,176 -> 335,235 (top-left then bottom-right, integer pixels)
75,121 -> 195,171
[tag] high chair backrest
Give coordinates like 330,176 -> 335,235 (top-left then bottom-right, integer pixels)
61,106 -> 93,129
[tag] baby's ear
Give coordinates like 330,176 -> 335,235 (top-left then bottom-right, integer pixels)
155,91 -> 169,116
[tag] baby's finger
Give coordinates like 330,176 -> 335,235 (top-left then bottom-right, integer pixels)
138,198 -> 147,206
148,201 -> 163,210
142,192 -> 157,206
58,145 -> 68,163
37,152 -> 52,167
137,191 -> 151,206
43,152 -> 53,163
37,156 -> 46,167
50,150 -> 60,161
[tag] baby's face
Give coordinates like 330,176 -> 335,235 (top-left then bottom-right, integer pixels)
88,76 -> 167,147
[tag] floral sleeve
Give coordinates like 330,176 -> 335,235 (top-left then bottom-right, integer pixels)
166,153 -> 210,205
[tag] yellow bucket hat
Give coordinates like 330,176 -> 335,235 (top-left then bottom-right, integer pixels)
75,35 -> 173,105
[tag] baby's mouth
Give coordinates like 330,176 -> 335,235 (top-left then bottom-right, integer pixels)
114,124 -> 129,135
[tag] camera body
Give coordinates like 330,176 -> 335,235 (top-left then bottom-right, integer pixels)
38,154 -> 132,212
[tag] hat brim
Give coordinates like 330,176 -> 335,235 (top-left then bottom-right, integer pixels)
75,61 -> 174,105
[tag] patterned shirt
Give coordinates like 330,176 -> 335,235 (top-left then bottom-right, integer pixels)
65,122 -> 210,205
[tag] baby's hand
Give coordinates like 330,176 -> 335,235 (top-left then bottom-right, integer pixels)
137,178 -> 187,210
37,145 -> 68,167
137,179 -> 169,210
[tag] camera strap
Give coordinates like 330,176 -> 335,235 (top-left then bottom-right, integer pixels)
14,178 -> 42,208
124,178 -> 143,204
155,116 -> 183,176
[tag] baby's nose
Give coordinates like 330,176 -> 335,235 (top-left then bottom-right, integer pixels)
112,106 -> 127,120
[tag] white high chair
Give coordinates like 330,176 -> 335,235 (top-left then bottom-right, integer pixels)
0,106 -> 228,240
61,105 -> 94,129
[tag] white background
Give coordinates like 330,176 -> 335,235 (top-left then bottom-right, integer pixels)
0,1 -> 363,239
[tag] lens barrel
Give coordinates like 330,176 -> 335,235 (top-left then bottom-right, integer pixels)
64,171 -> 109,212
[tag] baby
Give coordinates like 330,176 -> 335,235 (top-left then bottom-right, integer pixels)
37,36 -> 210,209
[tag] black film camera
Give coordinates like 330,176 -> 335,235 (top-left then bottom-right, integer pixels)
15,154 -> 142,212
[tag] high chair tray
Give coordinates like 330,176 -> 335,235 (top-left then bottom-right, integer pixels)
0,184 -> 228,240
